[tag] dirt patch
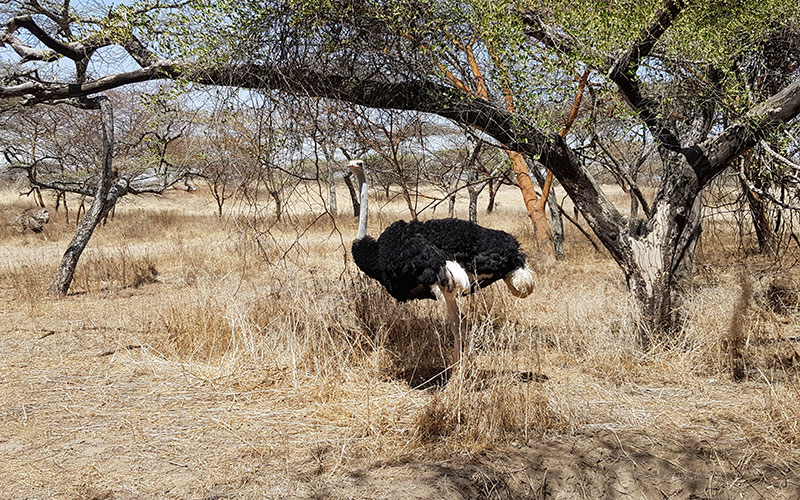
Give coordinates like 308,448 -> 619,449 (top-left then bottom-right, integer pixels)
303,431 -> 799,499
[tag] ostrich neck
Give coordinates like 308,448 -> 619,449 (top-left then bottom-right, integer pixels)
355,171 -> 369,240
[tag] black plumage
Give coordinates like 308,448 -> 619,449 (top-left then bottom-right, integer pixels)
352,218 -> 527,302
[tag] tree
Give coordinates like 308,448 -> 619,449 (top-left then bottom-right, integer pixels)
199,108 -> 245,217
423,24 -> 561,259
349,109 -> 429,220
728,24 -> 800,254
2,0 -> 799,341
2,86 -> 200,294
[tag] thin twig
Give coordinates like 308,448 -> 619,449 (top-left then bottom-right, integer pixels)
98,344 -> 143,357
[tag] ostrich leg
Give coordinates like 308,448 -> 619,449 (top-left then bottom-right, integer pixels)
443,292 -> 463,366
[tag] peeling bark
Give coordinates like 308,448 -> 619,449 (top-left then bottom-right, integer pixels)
623,155 -> 700,345
507,151 -> 555,261
530,165 -> 565,260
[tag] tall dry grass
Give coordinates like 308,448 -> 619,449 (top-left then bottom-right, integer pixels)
2,182 -> 799,471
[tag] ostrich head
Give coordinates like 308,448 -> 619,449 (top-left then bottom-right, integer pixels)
34,209 -> 50,225
348,159 -> 369,241
347,159 -> 365,177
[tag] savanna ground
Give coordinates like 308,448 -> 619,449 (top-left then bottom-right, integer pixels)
1,182 -> 799,499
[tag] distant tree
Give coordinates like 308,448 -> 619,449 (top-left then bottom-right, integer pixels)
2,89 -> 199,294
350,109 -> 429,220
199,112 -> 243,217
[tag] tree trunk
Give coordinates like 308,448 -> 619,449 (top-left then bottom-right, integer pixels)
328,163 -> 337,215
486,179 -> 496,213
34,187 -> 45,208
55,191 -> 70,224
343,172 -> 360,217
549,194 -> 565,260
102,204 -> 116,225
270,190 -> 282,221
622,157 -> 701,347
739,157 -> 776,254
50,96 -> 126,295
507,151 -> 555,261
529,164 -> 565,260
448,193 -> 456,218
399,181 -> 417,220
209,178 -> 227,217
76,196 -> 86,226
745,187 -> 775,253
468,188 -> 478,223
464,140 -> 484,224
630,169 -> 640,218
467,169 -> 481,224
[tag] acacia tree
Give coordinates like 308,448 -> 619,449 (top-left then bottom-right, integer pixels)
425,25 -> 562,258
2,0 -> 800,340
236,97 -> 299,223
423,132 -> 476,218
420,129 -> 507,222
199,106 -> 249,217
350,109 -> 429,220
2,88 -> 198,294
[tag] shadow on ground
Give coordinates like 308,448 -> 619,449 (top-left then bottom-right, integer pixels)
311,429 -> 799,499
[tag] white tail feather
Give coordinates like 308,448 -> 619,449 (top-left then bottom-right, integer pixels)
504,264 -> 534,298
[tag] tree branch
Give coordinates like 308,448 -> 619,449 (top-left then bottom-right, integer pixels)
5,15 -> 85,61
684,67 -> 724,145
121,34 -> 161,68
760,139 -> 800,172
521,3 -> 687,151
0,61 -> 179,102
518,9 -> 613,67
592,134 -> 652,217
738,160 -> 799,210
0,55 -> 629,266
1,34 -> 60,62
607,0 -> 687,150
693,75 -> 800,186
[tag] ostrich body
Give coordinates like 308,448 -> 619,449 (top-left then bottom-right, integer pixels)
13,208 -> 50,234
348,160 -> 534,366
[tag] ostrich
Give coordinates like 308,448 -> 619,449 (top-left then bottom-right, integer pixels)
348,159 -> 534,367
13,208 -> 50,234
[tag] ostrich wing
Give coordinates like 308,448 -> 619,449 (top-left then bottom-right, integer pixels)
469,231 -> 526,284
379,228 -> 448,302
421,220 -> 525,286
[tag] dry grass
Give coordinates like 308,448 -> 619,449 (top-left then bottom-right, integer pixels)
1,183 -> 799,498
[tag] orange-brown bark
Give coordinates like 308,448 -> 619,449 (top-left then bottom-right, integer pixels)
435,38 -> 589,259
506,150 -> 555,258
537,69 -> 590,212
485,44 -> 555,258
